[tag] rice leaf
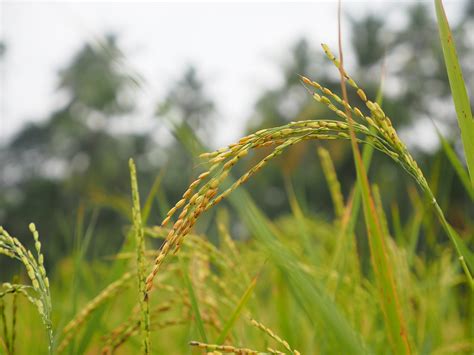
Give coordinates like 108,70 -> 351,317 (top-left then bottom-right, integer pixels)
215,273 -> 258,344
142,170 -> 165,225
434,126 -> 474,200
229,189 -> 368,354
435,0 -> 474,187
178,255 -> 208,343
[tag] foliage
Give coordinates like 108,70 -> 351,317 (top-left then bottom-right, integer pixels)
0,1 -> 473,354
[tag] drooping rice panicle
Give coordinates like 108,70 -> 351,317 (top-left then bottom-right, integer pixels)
144,120 -> 400,295
144,41 -> 472,311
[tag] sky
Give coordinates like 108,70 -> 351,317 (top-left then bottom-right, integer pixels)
0,1 -> 464,148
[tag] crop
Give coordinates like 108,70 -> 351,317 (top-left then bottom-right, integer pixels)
0,0 -> 472,354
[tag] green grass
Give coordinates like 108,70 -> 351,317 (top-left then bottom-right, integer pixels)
435,0 -> 474,188
0,1 -> 473,353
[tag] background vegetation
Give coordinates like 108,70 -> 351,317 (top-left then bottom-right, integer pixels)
0,1 -> 473,354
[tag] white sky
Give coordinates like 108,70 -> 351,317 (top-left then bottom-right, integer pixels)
0,1 -> 464,148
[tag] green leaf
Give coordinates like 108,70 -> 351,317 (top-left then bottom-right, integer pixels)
434,125 -> 474,200
229,190 -> 368,354
142,170 -> 165,225
216,273 -> 258,344
435,0 -> 474,187
179,255 -> 208,343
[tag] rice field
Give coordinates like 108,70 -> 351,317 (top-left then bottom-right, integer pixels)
0,1 -> 472,354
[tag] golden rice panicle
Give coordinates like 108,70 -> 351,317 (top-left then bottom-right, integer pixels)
320,43 -> 407,150
321,43 -> 358,89
161,170 -> 211,227
316,43 -> 429,189
146,121 -> 375,296
300,75 -> 384,134
145,116 -> 404,298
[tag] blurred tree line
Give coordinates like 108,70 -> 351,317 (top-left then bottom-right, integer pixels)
0,3 -> 473,276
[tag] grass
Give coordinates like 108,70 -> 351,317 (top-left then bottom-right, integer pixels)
0,0 -> 473,353
435,0 -> 474,188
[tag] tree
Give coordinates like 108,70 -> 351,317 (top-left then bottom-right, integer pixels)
0,35 -> 149,272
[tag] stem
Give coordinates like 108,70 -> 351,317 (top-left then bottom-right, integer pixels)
424,186 -> 474,287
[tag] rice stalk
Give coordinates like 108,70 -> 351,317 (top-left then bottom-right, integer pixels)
9,276 -> 18,355
189,340 -> 260,354
0,298 -> 8,353
129,158 -> 151,353
435,0 -> 474,186
334,14 -> 411,351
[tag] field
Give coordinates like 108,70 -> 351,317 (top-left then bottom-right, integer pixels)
0,1 -> 473,354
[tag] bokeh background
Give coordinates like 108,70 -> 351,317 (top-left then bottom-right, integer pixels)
1,0 -> 473,277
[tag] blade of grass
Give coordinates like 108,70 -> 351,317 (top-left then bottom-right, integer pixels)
142,170 -> 165,225
435,0 -> 474,187
178,255 -> 208,343
391,203 -> 404,246
329,188 -> 363,297
60,206 -> 99,353
406,189 -> 424,266
284,177 -> 317,262
229,189 -> 367,354
433,125 -> 474,200
442,220 -> 474,289
215,272 -> 259,344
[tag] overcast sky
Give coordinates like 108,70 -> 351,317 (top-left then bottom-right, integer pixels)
0,1 -> 464,148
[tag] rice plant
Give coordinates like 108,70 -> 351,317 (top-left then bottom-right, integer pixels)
1,0 -> 472,353
0,224 -> 53,354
